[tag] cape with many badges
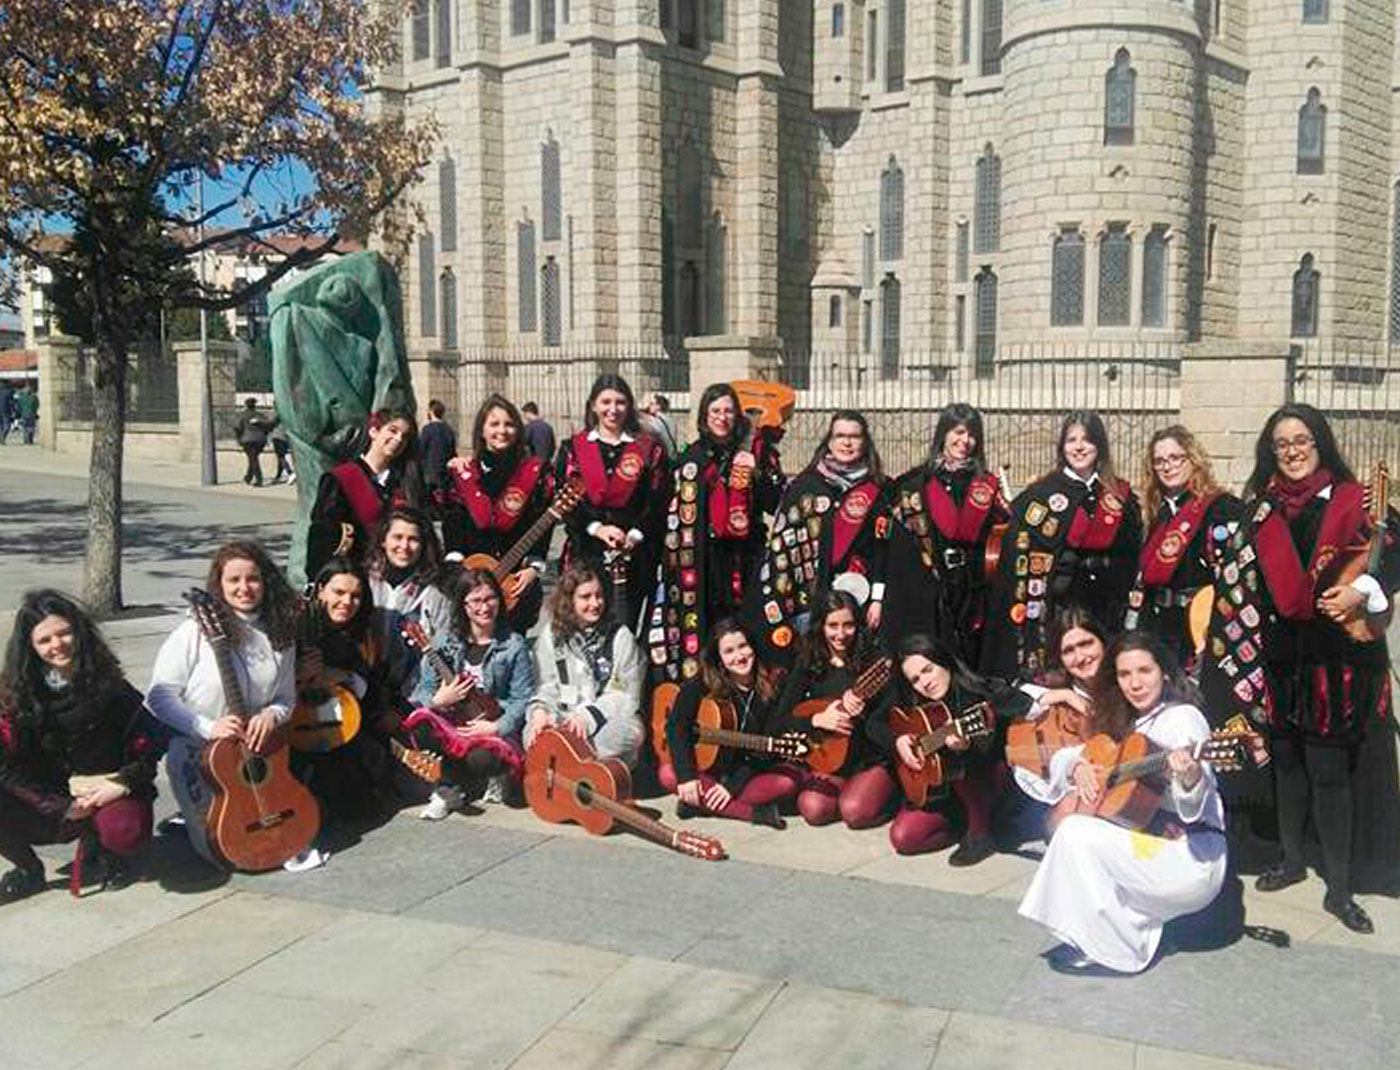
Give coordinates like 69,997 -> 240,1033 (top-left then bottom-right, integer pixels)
749,467 -> 889,661
979,472 -> 1139,680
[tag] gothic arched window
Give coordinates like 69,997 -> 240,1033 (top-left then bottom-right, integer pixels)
517,221 -> 537,333
440,270 -> 458,349
880,274 -> 901,378
886,0 -> 906,92
511,0 -> 531,37
541,258 -> 561,346
880,156 -> 904,261
1297,88 -> 1326,175
539,0 -> 556,43
1291,254 -> 1319,337
677,140 -> 703,247
411,1 -> 430,61
541,133 -> 562,240
981,0 -> 1003,76
974,145 -> 1001,254
439,156 -> 457,252
974,268 -> 998,376
1098,224 -> 1132,327
434,0 -> 451,67
1051,227 -> 1085,326
1104,49 -> 1135,146
706,216 -> 727,333
1141,226 -> 1168,328
418,234 -> 436,336
1390,185 -> 1400,343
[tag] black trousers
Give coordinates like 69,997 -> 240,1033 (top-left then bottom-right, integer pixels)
241,443 -> 264,485
1272,728 -> 1355,902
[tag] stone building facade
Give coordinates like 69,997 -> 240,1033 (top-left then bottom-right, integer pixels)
370,1 -> 1400,375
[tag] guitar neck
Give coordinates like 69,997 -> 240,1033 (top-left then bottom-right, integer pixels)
425,647 -> 457,688
554,770 -> 679,850
496,496 -> 570,577
209,639 -> 250,721
854,658 -> 891,701
699,727 -> 784,755
916,724 -> 956,755
1108,740 -> 1206,786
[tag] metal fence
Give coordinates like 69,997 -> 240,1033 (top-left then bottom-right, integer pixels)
53,344 -> 180,424
1291,340 -> 1400,479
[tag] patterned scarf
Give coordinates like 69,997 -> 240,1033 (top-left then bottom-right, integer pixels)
815,456 -> 870,494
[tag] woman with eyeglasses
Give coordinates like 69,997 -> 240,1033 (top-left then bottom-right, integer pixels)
1201,404 -> 1400,934
981,410 -> 1141,682
1124,426 -> 1242,668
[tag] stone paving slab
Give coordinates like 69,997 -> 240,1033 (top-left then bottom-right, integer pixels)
508,1026 -> 733,1070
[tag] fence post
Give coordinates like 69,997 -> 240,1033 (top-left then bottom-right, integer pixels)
686,335 -> 785,405
173,340 -> 212,464
1181,340 -> 1293,491
34,335 -> 76,451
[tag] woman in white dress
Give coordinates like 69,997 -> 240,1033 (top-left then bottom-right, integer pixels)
1019,631 -> 1227,974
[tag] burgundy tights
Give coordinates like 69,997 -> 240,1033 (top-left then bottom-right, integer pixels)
658,764 -> 802,821
0,793 -> 152,872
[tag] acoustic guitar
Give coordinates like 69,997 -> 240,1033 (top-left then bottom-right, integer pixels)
1005,701 -> 1091,781
462,477 -> 585,610
787,656 -> 892,775
182,589 -> 320,872
650,684 -> 811,769
888,700 -> 996,807
288,616 -> 362,753
1046,719 -> 1270,836
524,728 -> 726,860
400,619 -> 501,723
1331,461 -> 1392,643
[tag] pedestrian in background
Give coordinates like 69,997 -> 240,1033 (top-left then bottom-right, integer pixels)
641,392 -> 679,461
15,383 -> 39,445
521,401 -> 556,464
234,396 -> 271,487
0,381 -> 13,444
420,398 -> 458,510
270,421 -> 295,485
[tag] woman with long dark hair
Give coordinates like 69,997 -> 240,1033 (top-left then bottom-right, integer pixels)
0,591 -> 162,901
442,394 -> 557,635
981,410 -> 1141,681
407,569 -> 536,820
555,375 -> 672,630
1200,404 -> 1400,933
752,410 -> 890,661
305,406 -> 425,579
1020,632 -> 1227,974
147,541 -> 301,865
1124,425 -> 1242,668
650,383 -> 785,683
659,617 -> 798,828
770,589 -> 895,828
884,403 -> 1008,666
366,505 -> 451,642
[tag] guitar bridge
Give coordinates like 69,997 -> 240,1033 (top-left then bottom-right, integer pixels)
246,809 -> 294,832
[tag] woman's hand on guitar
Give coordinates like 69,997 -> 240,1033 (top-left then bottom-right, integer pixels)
1071,760 -> 1102,805
677,779 -> 704,807
1318,584 -> 1366,624
244,709 -> 280,753
65,796 -> 98,821
946,732 -> 970,753
523,708 -> 550,748
563,713 -> 594,743
702,782 -> 733,811
514,568 -> 539,591
1167,747 -> 1203,791
457,718 -> 500,739
1043,688 -> 1090,715
209,714 -> 244,741
813,702 -> 853,736
76,780 -> 128,811
595,524 -> 629,550
895,734 -> 925,771
433,676 -> 474,709
839,690 -> 866,718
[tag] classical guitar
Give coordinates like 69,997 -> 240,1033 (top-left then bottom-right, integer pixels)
390,738 -> 443,784
1332,461 -> 1392,643
182,589 -> 320,872
649,683 -> 811,769
1047,718 -> 1270,835
400,619 -> 501,723
462,477 -> 585,610
888,700 -> 996,807
289,615 -> 362,753
788,656 -> 893,775
1005,700 -> 1091,781
732,379 -> 797,430
524,728 -> 726,860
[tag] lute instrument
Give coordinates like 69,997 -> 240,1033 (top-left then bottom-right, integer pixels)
731,379 -> 796,430
1005,700 -> 1092,781
524,728 -> 726,861
888,700 -> 996,807
462,477 -> 585,610
788,656 -> 892,774
182,589 -> 320,872
1047,719 -> 1270,835
650,683 -> 811,769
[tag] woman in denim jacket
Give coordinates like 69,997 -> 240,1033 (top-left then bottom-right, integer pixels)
408,569 -> 536,820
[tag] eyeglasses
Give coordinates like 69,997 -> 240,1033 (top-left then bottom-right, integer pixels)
1152,453 -> 1188,471
465,594 -> 500,609
1272,434 -> 1315,456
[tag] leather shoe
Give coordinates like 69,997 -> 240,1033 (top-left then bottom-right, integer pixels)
1043,943 -> 1121,976
1254,863 -> 1307,893
750,803 -> 787,830
949,836 -> 996,867
1324,896 -> 1374,935
675,801 -> 702,820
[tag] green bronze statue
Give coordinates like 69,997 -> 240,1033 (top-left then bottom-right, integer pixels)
270,251 -> 416,585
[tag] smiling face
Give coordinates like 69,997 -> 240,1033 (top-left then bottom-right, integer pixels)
482,406 -> 519,453
705,395 -> 738,442
828,419 -> 865,466
941,423 -> 976,465
592,389 -> 629,435
1059,626 -> 1105,685
1062,424 -> 1099,477
319,573 -> 364,626
717,629 -> 756,683
573,578 -> 606,627
368,417 -> 412,464
462,583 -> 501,633
219,556 -> 265,614
1271,416 -> 1320,482
1152,436 -> 1193,493
822,606 -> 858,657
1116,648 -> 1165,713
901,653 -> 952,703
383,519 -> 423,570
30,614 -> 76,673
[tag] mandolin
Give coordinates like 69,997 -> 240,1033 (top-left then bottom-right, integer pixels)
462,477 -> 585,610
400,619 -> 501,723
788,656 -> 893,775
524,728 -> 726,861
888,700 -> 996,807
182,589 -> 320,872
650,684 -> 811,770
1005,700 -> 1092,781
1047,719 -> 1270,835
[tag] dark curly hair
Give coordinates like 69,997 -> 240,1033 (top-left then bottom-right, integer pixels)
1244,403 -> 1355,500
206,541 -> 302,650
366,505 -> 443,589
1092,630 -> 1197,741
0,589 -> 127,725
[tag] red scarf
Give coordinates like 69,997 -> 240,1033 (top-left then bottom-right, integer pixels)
706,461 -> 753,539
830,481 -> 882,566
924,472 -> 999,544
331,461 -> 386,532
572,431 -> 653,508
1066,478 -> 1130,551
1138,491 -> 1218,587
1267,468 -> 1334,521
452,457 -> 545,533
1254,479 -> 1366,620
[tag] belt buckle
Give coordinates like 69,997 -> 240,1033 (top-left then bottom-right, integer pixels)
942,547 -> 967,569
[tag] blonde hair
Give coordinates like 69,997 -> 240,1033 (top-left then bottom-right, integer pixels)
1141,425 -> 1221,523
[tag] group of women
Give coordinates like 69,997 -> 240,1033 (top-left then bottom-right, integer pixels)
2,374 -> 1397,977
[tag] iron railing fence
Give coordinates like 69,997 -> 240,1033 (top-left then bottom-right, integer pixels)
53,344 -> 180,425
1291,340 -> 1400,480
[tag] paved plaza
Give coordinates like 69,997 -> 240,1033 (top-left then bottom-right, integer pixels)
0,449 -> 1396,1070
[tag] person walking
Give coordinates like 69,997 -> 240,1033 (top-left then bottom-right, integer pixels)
15,383 -> 39,446
234,397 -> 271,486
419,398 -> 458,509
270,421 -> 295,484
0,381 -> 13,445
520,401 -> 556,464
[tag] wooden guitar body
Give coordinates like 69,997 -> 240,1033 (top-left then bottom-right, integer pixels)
202,736 -> 321,872
650,681 -> 681,764
289,684 -> 362,753
787,695 -> 852,775
983,521 -> 1009,582
1005,702 -> 1090,782
1047,732 -> 1160,836
691,697 -> 739,772
887,704 -> 952,808
524,727 -> 634,836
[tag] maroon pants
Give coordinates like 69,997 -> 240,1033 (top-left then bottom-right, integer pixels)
776,763 -> 898,829
888,760 -> 1004,856
0,791 -> 152,871
658,763 -> 801,821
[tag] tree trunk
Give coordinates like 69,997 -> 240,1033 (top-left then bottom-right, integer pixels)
83,338 -> 127,616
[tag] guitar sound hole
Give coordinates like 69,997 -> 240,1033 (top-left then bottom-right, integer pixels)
241,755 -> 269,786
573,780 -> 595,807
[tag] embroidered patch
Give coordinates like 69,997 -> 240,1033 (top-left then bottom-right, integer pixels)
1010,603 -> 1027,624
618,452 -> 643,480
729,509 -> 750,533
970,482 -> 995,508
842,488 -> 875,522
501,487 -> 527,515
1157,531 -> 1185,562
1041,519 -> 1059,538
764,600 -> 782,623
772,626 -> 794,648
681,461 -> 699,479
1240,605 -> 1261,629
1047,493 -> 1070,514
679,481 -> 698,503
1025,502 -> 1049,526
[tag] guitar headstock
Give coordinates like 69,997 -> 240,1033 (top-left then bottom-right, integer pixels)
1199,726 -> 1270,772
773,732 -> 812,759
392,742 -> 442,783
958,701 -> 996,741
183,588 -> 230,645
858,656 -> 893,698
675,831 -> 727,861
400,618 -> 431,653
557,477 -> 587,515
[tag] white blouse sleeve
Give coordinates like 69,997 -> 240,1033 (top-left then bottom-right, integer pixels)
145,620 -> 213,741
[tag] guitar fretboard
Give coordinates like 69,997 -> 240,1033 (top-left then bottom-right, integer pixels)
495,482 -> 582,577
554,770 -> 678,850
853,657 -> 892,701
699,727 -> 785,755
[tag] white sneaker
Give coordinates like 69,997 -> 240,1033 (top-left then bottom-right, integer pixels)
420,785 -> 464,821
283,847 -> 330,872
481,775 -> 506,805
